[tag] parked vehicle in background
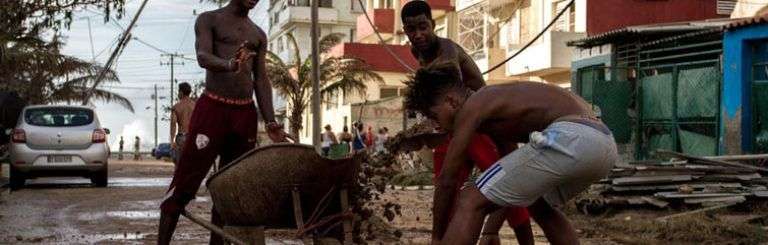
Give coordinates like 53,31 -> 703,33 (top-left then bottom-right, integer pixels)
9,105 -> 110,189
152,143 -> 172,160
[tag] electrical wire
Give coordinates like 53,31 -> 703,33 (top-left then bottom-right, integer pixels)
356,0 -> 415,72
482,0 -> 574,74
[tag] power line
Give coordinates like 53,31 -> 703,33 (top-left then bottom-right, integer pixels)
482,0 -> 574,74
356,0 -> 415,73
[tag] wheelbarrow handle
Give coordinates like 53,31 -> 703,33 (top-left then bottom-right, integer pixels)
181,210 -> 249,245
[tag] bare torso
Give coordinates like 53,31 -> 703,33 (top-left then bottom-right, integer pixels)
172,98 -> 195,134
196,9 -> 267,99
412,38 -> 485,91
467,82 -> 594,144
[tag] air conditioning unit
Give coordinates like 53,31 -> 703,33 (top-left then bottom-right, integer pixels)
717,0 -> 737,15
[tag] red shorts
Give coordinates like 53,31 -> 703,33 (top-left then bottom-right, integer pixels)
161,94 -> 259,213
433,134 -> 530,227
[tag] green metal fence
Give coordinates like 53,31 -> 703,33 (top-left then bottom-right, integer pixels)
575,66 -> 635,144
636,61 -> 721,158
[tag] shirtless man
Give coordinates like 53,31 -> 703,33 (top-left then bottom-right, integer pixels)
401,2 -> 533,244
170,82 -> 194,166
404,66 -> 618,245
157,0 -> 291,244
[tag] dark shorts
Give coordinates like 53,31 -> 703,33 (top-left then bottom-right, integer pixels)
162,94 -> 259,211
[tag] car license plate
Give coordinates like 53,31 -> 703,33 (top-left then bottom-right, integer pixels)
47,155 -> 72,163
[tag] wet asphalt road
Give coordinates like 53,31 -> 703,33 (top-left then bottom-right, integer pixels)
0,160 -> 217,244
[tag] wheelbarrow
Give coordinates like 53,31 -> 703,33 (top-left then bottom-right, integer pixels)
182,143 -> 361,244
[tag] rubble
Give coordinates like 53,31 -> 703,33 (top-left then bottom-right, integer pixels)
578,150 -> 768,215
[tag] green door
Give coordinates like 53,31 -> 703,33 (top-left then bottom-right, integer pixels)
753,42 -> 768,153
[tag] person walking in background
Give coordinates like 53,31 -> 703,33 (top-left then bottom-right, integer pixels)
134,136 -> 141,161
352,121 -> 366,153
170,82 -> 195,166
364,126 -> 375,148
321,125 -> 338,156
374,127 -> 389,153
338,125 -> 353,156
118,136 -> 125,160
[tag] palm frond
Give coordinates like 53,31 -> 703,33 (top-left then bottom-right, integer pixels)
318,33 -> 346,54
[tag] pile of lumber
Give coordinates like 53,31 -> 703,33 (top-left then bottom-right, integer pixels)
581,150 -> 768,214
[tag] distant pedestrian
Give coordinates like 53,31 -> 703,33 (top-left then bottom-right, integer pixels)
364,126 -> 375,147
118,136 -> 125,160
352,122 -> 366,152
134,136 -> 141,160
170,82 -> 195,166
338,125 -> 353,155
374,127 -> 389,153
321,125 -> 338,156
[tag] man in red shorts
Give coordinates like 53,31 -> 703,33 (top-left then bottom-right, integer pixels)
433,134 -> 533,245
401,1 -> 533,243
157,0 -> 292,244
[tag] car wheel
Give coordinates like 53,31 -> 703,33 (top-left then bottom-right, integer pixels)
91,165 -> 108,187
9,166 -> 25,190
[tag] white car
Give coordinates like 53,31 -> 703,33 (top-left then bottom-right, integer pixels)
9,105 -> 110,189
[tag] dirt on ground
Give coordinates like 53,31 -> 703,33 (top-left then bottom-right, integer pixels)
0,160 -> 765,244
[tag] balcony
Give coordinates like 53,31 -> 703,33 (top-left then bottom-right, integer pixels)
505,31 -> 586,78
401,0 -> 454,12
355,8 -> 395,43
276,6 -> 339,28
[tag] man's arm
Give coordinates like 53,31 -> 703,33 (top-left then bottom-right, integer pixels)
195,13 -> 233,72
457,48 -> 485,91
252,31 -> 276,123
169,107 -> 177,147
432,96 -> 493,240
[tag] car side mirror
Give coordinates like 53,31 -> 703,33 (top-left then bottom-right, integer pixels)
104,128 -> 111,135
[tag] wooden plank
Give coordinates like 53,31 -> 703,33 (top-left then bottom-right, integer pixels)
705,154 -> 768,161
754,190 -> 768,198
655,150 -> 768,173
641,196 -> 670,208
610,183 -> 742,192
656,203 -> 737,222
655,191 -> 749,199
684,196 -> 746,204
612,175 -> 693,185
699,173 -> 762,181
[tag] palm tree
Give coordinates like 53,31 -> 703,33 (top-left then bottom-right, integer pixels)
266,33 -> 383,140
0,33 -> 133,112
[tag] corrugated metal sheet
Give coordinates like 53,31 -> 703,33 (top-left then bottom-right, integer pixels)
723,15 -> 768,30
568,18 -> 734,48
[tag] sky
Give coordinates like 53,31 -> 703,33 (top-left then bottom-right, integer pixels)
59,0 -> 270,151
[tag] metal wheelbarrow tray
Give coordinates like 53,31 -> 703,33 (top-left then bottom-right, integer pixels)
205,143 -> 359,228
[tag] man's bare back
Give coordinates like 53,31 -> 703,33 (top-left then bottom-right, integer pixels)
172,98 -> 194,134
411,38 -> 484,90
195,7 -> 267,99
467,82 -> 595,144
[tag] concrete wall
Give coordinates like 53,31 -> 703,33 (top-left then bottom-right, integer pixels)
722,24 -> 768,154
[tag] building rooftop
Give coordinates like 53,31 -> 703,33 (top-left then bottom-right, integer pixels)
329,43 -> 419,73
567,18 -> 734,48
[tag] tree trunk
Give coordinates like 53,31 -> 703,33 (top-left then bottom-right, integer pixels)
289,107 -> 303,143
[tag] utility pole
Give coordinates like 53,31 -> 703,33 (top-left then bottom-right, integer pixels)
161,53 -> 185,109
310,0 -> 321,149
83,0 -> 150,104
154,84 -> 159,148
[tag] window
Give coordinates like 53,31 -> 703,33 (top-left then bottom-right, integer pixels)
380,88 -> 399,98
25,107 -> 94,127
458,4 -> 486,60
553,0 -> 576,32
320,0 -> 333,8
717,0 -> 737,15
519,0 -> 531,42
351,0 -> 364,12
349,28 -> 356,42
325,91 -> 339,109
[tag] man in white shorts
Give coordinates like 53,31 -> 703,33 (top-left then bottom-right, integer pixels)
403,65 -> 618,245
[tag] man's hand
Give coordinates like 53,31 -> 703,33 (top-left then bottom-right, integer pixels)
266,122 -> 296,143
171,142 -> 177,150
231,41 -> 257,73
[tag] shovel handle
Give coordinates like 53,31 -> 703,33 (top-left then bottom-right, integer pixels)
181,210 -> 248,245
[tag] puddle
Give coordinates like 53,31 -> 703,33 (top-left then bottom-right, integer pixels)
79,210 -> 160,221
108,177 -> 171,187
23,177 -> 171,188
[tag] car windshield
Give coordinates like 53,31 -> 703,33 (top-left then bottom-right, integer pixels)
25,107 -> 94,127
